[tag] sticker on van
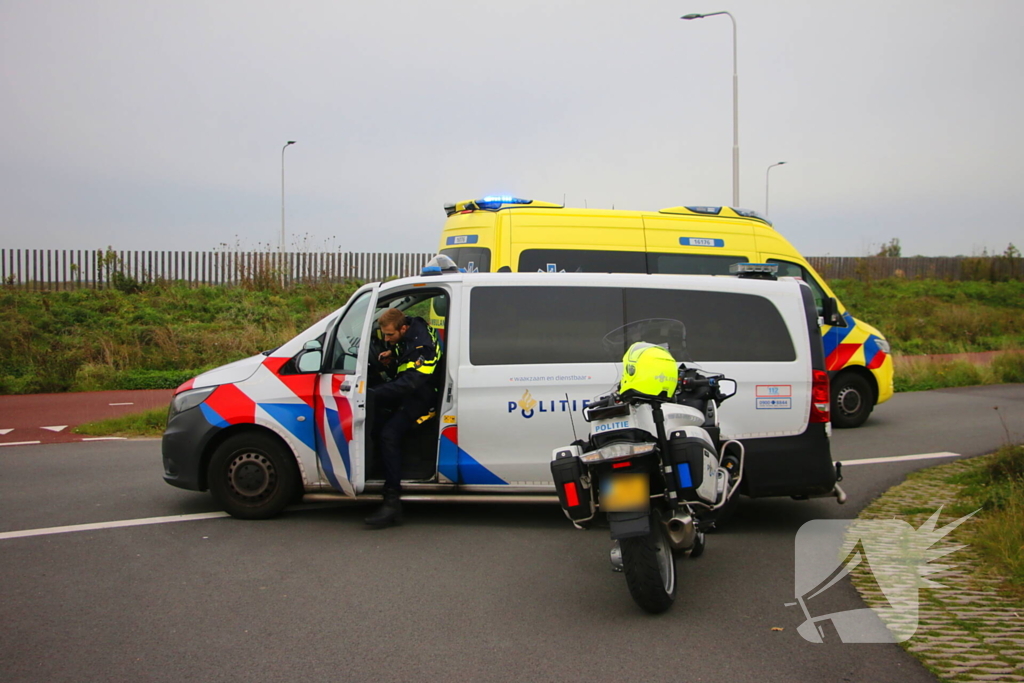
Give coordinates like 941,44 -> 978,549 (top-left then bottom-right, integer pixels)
680,237 -> 725,248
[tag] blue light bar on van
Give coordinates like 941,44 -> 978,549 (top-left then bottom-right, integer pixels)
421,254 -> 462,276
476,196 -> 532,210
686,206 -> 722,215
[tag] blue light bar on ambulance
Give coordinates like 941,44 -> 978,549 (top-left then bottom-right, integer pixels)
476,196 -> 532,210
730,262 -> 778,280
685,206 -> 723,215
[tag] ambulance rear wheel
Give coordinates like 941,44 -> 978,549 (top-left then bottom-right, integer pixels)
209,433 -> 299,520
831,373 -> 873,429
621,510 -> 677,614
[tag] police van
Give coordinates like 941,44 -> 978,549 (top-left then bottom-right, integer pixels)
162,262 -> 840,519
439,197 -> 893,428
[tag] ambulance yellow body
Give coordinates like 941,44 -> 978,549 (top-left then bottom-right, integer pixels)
437,197 -> 893,428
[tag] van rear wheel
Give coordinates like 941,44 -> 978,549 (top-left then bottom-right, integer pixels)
831,373 -> 873,428
209,433 -> 299,519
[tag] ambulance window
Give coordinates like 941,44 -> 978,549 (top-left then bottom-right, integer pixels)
768,259 -> 826,313
624,289 -> 796,362
470,286 -> 623,365
649,253 -> 747,276
440,247 -> 490,273
517,249 -> 646,274
326,291 -> 373,374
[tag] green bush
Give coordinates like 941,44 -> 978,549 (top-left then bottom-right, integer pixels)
992,352 -> 1024,384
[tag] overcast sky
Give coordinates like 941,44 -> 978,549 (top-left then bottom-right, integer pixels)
2,0 -> 1021,258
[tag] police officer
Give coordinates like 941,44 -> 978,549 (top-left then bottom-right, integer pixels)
364,308 -> 441,527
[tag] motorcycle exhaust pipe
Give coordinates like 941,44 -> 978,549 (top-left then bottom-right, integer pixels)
664,512 -> 697,552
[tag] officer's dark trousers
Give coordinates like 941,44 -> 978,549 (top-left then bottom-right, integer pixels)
369,375 -> 435,493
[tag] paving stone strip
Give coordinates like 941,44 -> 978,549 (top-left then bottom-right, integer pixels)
850,456 -> 1024,682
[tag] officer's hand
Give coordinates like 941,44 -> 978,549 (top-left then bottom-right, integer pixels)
378,350 -> 393,365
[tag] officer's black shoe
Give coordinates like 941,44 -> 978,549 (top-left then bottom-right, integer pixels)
364,489 -> 402,527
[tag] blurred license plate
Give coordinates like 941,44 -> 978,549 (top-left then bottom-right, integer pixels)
599,474 -> 650,512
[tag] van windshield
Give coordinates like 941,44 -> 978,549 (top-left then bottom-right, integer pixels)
440,247 -> 490,273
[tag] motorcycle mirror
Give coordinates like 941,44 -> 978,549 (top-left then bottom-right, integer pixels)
718,379 -> 738,399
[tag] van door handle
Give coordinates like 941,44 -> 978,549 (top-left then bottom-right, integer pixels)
341,383 -> 351,391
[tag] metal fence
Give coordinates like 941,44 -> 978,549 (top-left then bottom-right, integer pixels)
806,256 -> 1021,282
1,249 -> 1019,290
0,249 -> 435,290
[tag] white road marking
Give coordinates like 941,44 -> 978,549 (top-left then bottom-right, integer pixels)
0,428 -> 13,435
81,437 -> 128,441
109,402 -> 134,406
41,425 -> 67,432
0,512 -> 232,541
838,452 -> 961,467
0,440 -> 42,447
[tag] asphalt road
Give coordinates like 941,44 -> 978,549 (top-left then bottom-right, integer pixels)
1,385 -> 1021,683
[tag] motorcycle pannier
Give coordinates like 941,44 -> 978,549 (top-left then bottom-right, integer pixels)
550,451 -> 595,522
668,431 -> 719,504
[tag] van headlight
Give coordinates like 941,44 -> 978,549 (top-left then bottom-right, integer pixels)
169,386 -> 216,421
876,339 -> 891,354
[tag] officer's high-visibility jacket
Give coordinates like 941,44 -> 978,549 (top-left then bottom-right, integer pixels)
393,316 -> 441,378
374,316 -> 442,403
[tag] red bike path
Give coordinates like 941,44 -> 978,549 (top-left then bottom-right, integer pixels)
0,390 -> 173,446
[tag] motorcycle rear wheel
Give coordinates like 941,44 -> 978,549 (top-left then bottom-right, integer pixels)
620,510 -> 677,614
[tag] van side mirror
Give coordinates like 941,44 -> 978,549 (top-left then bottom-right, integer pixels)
820,298 -> 848,328
296,339 -> 324,373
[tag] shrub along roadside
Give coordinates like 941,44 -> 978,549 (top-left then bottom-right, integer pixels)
893,351 -> 1024,392
0,281 -> 359,394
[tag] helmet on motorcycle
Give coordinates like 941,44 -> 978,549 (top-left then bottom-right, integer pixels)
619,342 -> 678,399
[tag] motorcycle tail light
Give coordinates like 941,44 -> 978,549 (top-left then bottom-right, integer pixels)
810,369 -> 830,423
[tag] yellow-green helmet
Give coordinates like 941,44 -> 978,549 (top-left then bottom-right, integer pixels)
619,342 -> 678,398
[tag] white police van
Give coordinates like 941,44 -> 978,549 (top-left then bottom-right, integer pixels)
162,262 -> 841,518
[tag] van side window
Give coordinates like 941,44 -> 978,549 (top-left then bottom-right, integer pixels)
517,249 -> 646,274
325,291 -> 373,374
648,253 -> 748,276
470,286 -> 623,365
768,259 -> 826,313
439,247 -> 490,273
623,289 -> 796,362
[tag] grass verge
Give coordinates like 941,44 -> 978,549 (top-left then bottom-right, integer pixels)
893,351 -> 1024,392
72,407 -> 169,438
947,443 -> 1024,593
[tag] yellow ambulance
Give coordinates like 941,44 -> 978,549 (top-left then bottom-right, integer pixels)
437,196 -> 893,428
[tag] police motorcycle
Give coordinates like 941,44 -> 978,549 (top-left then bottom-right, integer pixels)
549,319 -> 744,614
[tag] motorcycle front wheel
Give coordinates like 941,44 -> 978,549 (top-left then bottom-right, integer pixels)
620,509 -> 677,614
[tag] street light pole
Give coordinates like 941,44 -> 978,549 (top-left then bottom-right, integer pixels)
281,141 -> 296,253
765,161 -> 786,218
681,11 -> 739,207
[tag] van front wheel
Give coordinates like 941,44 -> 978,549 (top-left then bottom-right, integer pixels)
831,373 -> 873,429
209,433 -> 299,519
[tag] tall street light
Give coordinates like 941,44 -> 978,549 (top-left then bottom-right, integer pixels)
765,161 -> 786,218
281,141 -> 296,253
681,11 -> 739,207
